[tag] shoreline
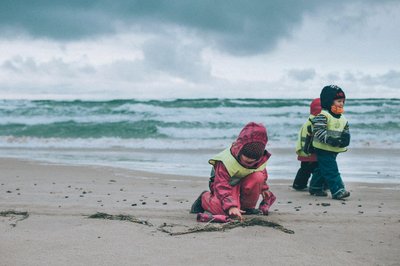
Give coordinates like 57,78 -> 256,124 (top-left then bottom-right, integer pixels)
1,157 -> 400,265
0,146 -> 399,184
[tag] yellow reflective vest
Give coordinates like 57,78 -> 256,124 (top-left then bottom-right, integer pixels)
312,110 -> 348,153
296,115 -> 315,157
209,148 -> 266,186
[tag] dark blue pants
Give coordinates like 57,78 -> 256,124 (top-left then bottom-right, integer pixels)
309,148 -> 345,196
293,161 -> 318,189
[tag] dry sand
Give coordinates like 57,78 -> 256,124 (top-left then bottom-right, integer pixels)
1,158 -> 399,266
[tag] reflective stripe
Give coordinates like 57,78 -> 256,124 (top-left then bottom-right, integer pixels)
209,148 -> 266,186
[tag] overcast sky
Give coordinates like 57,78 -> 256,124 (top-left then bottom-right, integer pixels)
0,0 -> 399,99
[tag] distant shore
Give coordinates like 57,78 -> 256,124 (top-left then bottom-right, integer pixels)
1,158 -> 399,265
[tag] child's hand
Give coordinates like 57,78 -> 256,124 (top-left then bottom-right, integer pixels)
228,207 -> 245,221
260,190 -> 277,215
326,136 -> 341,147
339,132 -> 350,147
261,190 -> 275,200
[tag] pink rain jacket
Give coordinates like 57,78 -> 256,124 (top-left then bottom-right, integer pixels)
210,122 -> 271,212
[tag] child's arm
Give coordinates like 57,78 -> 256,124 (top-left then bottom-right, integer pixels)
339,122 -> 350,147
213,162 -> 239,213
312,114 -> 328,143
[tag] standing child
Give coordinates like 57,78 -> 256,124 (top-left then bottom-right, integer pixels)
292,98 -> 321,191
190,122 -> 276,221
309,85 -> 351,200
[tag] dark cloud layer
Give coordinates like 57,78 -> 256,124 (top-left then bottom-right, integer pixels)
0,0 -> 328,55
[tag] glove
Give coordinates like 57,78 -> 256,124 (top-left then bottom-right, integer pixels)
339,132 -> 350,148
259,190 -> 276,215
326,136 -> 341,147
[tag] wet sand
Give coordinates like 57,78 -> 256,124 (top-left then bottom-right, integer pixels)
1,158 -> 399,266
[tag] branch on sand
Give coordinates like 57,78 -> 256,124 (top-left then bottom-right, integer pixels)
87,212 -> 153,227
158,217 -> 295,236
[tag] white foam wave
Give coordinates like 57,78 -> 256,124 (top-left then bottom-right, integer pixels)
0,136 -> 399,150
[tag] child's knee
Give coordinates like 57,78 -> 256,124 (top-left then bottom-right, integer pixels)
242,172 -> 265,191
249,171 -> 266,183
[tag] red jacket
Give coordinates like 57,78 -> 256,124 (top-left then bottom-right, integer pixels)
210,122 -> 271,212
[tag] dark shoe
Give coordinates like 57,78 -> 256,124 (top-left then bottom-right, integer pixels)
292,184 -> 308,191
292,182 -> 308,191
190,191 -> 207,213
332,190 -> 350,200
309,189 -> 328,197
243,208 -> 262,215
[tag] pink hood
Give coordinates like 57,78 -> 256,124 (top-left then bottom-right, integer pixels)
230,122 -> 271,168
310,98 -> 322,116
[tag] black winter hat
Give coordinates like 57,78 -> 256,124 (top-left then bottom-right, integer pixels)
320,85 -> 345,109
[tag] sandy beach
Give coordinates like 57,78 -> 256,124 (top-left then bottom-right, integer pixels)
1,157 -> 399,266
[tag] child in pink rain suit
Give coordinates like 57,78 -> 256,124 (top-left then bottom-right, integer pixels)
191,122 -> 276,222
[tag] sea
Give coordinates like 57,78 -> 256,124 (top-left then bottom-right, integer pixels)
1,98 -> 399,183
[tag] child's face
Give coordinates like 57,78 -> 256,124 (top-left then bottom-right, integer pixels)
240,154 -> 257,164
333,98 -> 345,108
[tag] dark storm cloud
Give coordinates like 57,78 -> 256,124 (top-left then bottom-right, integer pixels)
0,0 -> 328,55
0,1 -> 116,39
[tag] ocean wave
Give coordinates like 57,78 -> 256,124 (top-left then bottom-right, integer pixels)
0,98 -> 399,146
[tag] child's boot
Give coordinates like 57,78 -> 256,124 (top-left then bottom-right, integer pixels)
190,191 -> 207,213
332,189 -> 350,200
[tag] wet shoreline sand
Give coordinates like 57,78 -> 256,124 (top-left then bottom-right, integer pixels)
1,158 -> 399,266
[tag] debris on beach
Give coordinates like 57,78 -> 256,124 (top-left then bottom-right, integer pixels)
0,210 -> 29,227
87,212 -> 152,226
158,217 -> 295,236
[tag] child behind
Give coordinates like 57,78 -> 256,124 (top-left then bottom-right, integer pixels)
309,85 -> 351,200
292,98 -> 321,191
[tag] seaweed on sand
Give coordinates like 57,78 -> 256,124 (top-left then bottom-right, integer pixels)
158,217 -> 295,236
87,212 -> 153,227
0,210 -> 29,227
86,213 -> 294,236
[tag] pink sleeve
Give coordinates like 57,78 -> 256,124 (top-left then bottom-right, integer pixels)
261,168 -> 270,191
213,162 -> 239,212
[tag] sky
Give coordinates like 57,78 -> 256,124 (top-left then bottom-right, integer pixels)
0,0 -> 399,99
